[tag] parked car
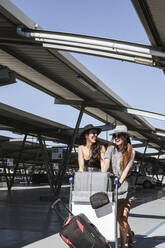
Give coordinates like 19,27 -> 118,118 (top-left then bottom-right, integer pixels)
129,171 -> 157,188
155,178 -> 163,187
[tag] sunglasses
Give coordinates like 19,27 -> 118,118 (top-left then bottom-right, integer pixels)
88,130 -> 98,135
90,131 -> 98,135
112,133 -> 125,139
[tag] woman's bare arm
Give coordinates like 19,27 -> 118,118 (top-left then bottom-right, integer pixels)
100,145 -> 106,172
119,165 -> 131,184
78,146 -> 85,172
119,151 -> 135,184
102,158 -> 110,172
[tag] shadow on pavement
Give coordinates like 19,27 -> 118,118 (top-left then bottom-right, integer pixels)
132,186 -> 165,209
134,234 -> 165,248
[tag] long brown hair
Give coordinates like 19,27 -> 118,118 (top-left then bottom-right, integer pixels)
80,131 -> 101,164
88,141 -> 101,166
117,134 -> 133,171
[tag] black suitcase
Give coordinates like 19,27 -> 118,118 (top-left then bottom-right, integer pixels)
52,199 -> 109,248
60,213 -> 109,248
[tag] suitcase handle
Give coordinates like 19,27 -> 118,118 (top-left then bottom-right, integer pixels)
51,198 -> 73,219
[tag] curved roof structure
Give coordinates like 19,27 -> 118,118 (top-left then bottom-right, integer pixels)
0,0 -> 165,153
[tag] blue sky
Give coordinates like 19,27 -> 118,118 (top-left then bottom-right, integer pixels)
0,0 -> 165,142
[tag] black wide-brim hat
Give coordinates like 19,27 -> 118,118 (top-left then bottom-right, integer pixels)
80,124 -> 102,138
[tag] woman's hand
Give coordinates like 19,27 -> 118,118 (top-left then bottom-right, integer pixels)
114,177 -> 121,188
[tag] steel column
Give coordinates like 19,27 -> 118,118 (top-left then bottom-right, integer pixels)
22,162 -> 31,185
0,146 -> 10,189
38,134 -> 56,194
155,151 -> 161,181
139,142 -> 148,174
135,142 -> 148,185
55,104 -> 85,195
8,133 -> 27,190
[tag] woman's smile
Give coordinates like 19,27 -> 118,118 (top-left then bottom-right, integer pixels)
114,133 -> 123,146
87,129 -> 98,143
92,135 -> 97,142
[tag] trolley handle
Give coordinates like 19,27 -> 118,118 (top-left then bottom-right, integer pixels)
114,177 -> 119,248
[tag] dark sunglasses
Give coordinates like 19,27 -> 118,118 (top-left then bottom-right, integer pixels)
90,131 -> 98,135
89,130 -> 98,135
112,133 -> 126,139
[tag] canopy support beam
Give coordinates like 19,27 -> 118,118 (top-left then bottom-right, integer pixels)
55,104 -> 85,196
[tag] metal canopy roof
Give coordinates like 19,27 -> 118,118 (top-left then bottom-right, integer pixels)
0,136 -> 43,162
0,0 -> 165,153
0,102 -> 71,144
131,0 -> 165,72
0,102 -> 108,147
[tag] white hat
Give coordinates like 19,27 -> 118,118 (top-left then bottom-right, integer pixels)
110,125 -> 128,135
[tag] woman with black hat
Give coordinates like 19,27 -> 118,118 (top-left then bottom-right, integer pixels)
78,124 -> 106,172
104,125 -> 135,248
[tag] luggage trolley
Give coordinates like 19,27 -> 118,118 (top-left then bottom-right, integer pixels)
70,171 -> 118,248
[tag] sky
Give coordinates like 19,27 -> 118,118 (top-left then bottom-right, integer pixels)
0,0 -> 165,145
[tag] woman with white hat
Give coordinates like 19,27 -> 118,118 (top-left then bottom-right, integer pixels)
104,125 -> 135,248
78,124 -> 106,172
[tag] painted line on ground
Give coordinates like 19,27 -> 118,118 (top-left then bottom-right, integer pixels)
135,220 -> 165,247
144,220 -> 165,237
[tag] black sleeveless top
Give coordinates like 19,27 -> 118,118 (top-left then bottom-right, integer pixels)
84,158 -> 101,171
